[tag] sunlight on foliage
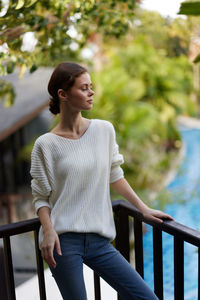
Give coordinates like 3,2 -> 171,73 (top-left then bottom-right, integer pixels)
83,36 -> 194,200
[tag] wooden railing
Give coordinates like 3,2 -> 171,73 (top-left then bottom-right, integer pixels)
0,200 -> 200,299
113,200 -> 200,300
0,218 -> 45,300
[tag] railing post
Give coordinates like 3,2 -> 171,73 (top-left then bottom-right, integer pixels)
3,236 -> 16,300
115,207 -> 130,262
174,237 -> 184,300
153,227 -> 163,300
0,247 -> 10,299
198,247 -> 200,300
133,218 -> 144,278
114,206 -> 130,300
94,272 -> 101,300
34,229 -> 47,300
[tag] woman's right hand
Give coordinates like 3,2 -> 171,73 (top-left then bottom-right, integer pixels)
41,228 -> 62,268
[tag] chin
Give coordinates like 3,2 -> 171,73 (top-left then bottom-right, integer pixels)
84,105 -> 93,111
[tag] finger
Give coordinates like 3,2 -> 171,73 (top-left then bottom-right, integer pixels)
163,214 -> 174,221
47,247 -> 57,268
55,238 -> 62,256
46,256 -> 56,268
42,247 -> 56,268
155,212 -> 174,221
147,215 -> 163,223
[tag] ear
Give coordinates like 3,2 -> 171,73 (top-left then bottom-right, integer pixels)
57,89 -> 68,101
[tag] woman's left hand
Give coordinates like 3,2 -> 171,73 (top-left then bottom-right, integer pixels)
141,207 -> 174,224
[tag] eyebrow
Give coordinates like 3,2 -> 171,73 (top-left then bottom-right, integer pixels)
81,83 -> 93,86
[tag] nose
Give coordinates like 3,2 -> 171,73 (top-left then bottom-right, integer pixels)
89,88 -> 94,96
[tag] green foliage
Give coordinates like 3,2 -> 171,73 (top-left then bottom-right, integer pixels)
178,2 -> 200,16
0,0 -> 137,102
132,10 -> 169,50
132,9 -> 192,58
178,1 -> 200,63
166,17 -> 191,57
83,37 -> 194,196
0,0 -> 136,72
193,54 -> 200,63
0,79 -> 16,106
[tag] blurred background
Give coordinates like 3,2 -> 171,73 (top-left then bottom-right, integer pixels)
0,0 -> 200,299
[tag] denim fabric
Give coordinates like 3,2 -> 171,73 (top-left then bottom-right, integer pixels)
49,232 -> 158,300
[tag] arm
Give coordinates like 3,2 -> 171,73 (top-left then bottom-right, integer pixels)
38,207 -> 62,268
30,141 -> 61,267
110,178 -> 173,223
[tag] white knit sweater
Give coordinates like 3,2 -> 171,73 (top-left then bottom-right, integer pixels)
30,119 -> 124,245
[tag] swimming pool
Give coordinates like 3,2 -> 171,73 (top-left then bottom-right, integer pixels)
143,127 -> 200,300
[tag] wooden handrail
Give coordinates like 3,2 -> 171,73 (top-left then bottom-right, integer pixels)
0,200 -> 199,300
112,200 -> 200,247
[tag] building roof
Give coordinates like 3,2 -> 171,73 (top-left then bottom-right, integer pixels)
0,67 -> 53,142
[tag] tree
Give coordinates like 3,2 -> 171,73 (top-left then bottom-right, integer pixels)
0,0 -> 138,73
131,9 -> 192,58
82,37 -> 195,195
0,0 -> 140,104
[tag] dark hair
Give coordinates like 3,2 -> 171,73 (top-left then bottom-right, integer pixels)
48,62 -> 88,115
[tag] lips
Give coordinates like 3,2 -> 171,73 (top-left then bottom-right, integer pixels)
87,99 -> 93,104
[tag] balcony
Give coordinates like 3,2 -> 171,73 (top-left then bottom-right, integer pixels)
0,200 -> 200,300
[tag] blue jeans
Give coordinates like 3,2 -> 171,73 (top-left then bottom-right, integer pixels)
49,232 -> 158,300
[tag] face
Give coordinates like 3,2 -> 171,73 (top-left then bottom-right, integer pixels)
60,72 -> 94,112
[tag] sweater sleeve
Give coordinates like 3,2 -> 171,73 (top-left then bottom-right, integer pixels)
109,124 -> 124,183
30,140 -> 52,213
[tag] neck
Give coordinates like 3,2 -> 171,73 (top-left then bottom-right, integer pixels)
55,103 -> 86,135
60,115 -> 84,135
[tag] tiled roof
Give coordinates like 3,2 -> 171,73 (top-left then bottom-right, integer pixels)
0,67 -> 53,141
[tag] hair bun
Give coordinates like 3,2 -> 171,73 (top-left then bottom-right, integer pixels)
49,97 -> 60,115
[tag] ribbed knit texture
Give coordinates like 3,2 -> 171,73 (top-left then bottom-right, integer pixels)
30,119 -> 124,246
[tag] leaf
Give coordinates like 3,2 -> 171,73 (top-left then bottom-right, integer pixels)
6,61 -> 16,74
25,0 -> 38,8
29,63 -> 37,73
19,64 -> 27,78
0,80 -> 16,105
4,93 -> 14,107
193,53 -> 200,64
178,2 -> 200,16
15,0 -> 25,10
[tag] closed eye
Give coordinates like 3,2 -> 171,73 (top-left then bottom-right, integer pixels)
81,83 -> 93,90
82,86 -> 93,91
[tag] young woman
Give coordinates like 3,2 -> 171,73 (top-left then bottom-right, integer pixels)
30,62 -> 173,300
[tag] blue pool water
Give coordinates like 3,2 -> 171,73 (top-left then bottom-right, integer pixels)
143,127 -> 200,300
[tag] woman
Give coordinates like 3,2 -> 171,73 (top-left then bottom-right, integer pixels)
30,62 -> 173,300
